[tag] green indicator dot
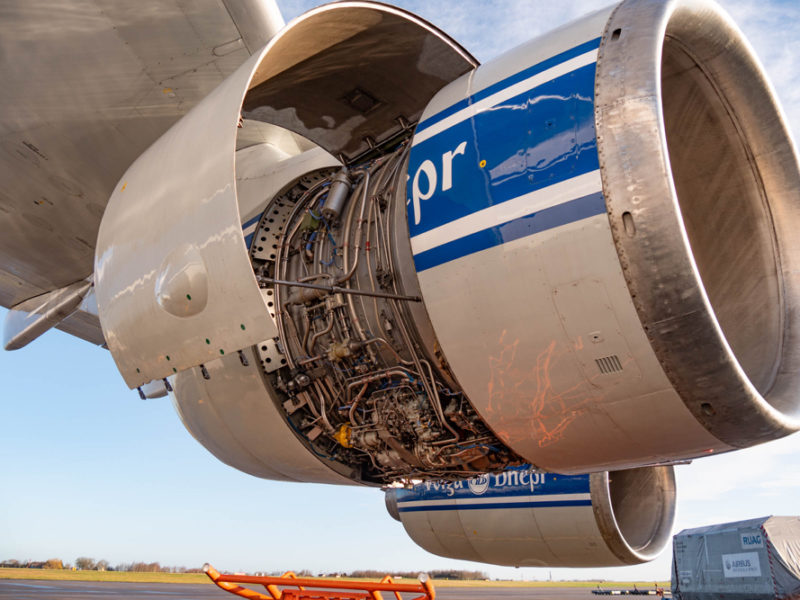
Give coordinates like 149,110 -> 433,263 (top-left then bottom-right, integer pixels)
186,294 -> 192,301
172,367 -> 177,373
136,368 -> 141,374
166,355 -> 171,361
205,338 -> 210,345
219,349 -> 225,355
240,323 -> 246,330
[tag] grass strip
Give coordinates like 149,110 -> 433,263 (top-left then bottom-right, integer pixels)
0,568 -> 209,584
0,568 -> 669,589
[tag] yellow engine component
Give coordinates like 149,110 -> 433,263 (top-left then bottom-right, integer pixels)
333,424 -> 352,448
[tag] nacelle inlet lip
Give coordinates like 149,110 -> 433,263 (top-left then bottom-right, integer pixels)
590,466 -> 677,565
596,0 -> 800,446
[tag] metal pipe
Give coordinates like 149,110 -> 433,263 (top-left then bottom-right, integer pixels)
422,358 -> 460,444
388,297 -> 459,444
363,337 -> 413,366
307,313 -> 334,355
348,382 -> 369,425
339,173 -> 364,282
346,369 -> 412,425
312,380 -> 335,433
274,180 -> 330,370
347,182 -> 377,345
300,310 -> 312,356
338,170 -> 370,285
261,277 -> 421,302
296,354 -> 323,366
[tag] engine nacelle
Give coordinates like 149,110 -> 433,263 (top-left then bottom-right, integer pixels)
95,0 -> 800,485
385,465 -> 676,567
404,0 -> 800,473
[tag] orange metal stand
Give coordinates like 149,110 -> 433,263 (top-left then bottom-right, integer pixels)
203,564 -> 436,600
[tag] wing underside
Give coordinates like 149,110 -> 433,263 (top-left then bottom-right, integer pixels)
0,0 -> 280,314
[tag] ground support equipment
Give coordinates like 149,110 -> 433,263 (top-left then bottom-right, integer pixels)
204,564 -> 435,600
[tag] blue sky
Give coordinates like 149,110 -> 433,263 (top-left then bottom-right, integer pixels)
2,0 -> 800,582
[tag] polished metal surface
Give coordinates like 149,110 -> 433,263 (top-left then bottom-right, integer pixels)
387,466 -> 676,567
222,0 -> 285,53
94,49 -> 280,388
596,0 -> 800,446
402,0 -> 800,474
405,3 -> 728,472
242,1 -> 478,162
0,0 -> 279,309
590,467 -> 676,565
93,0 -> 478,390
172,346 -> 356,483
159,2 -> 497,484
3,279 -> 91,350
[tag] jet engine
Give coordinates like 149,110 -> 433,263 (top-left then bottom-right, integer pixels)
94,0 -> 800,487
385,465 -> 676,567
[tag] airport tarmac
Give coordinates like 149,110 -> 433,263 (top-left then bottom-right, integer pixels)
0,579 -> 617,600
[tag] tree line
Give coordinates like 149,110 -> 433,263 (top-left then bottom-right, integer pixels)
1,558 -> 487,580
0,558 -> 202,573
347,569 -> 488,580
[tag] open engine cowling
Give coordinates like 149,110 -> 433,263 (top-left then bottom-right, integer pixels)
385,465 -> 676,567
95,0 -> 800,486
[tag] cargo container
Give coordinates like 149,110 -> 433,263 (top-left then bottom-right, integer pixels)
671,516 -> 800,600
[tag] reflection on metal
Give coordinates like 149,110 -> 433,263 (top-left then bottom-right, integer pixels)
597,0 -> 800,446
405,0 -> 800,473
154,244 -> 209,318
387,465 -> 676,567
242,1 -> 477,162
486,333 -> 602,450
221,0 -> 285,54
4,279 -> 92,350
95,50 -> 278,388
172,347 -> 354,484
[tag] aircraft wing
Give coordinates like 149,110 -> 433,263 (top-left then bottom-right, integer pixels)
0,0 -> 282,342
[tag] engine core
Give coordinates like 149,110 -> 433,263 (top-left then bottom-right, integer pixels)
246,149 -> 520,483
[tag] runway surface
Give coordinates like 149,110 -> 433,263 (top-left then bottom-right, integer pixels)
0,579 -> 609,600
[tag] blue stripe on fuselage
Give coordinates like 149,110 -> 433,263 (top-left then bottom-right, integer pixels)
242,214 -> 262,229
242,213 -> 262,250
395,467 -> 590,503
415,37 -> 602,134
398,499 -> 592,513
406,46 -> 602,271
413,191 -> 605,272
